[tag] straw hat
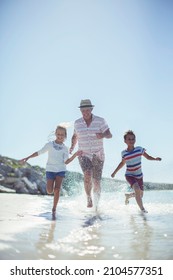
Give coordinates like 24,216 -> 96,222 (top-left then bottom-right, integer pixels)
78,99 -> 94,108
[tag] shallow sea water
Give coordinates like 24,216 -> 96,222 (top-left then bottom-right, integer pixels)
0,190 -> 173,260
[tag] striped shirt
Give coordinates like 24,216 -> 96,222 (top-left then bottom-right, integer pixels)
38,141 -> 69,172
121,146 -> 146,178
74,114 -> 109,161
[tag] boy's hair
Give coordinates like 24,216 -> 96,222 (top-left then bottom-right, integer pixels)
124,130 -> 136,140
55,125 -> 67,138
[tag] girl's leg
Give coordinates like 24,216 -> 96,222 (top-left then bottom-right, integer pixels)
46,179 -> 54,194
52,176 -> 64,212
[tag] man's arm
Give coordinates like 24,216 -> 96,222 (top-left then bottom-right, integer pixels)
69,132 -> 78,154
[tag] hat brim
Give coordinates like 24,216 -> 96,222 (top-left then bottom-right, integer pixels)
78,105 -> 94,108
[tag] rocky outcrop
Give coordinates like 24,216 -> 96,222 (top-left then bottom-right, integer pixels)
0,155 -> 83,195
0,156 -> 46,194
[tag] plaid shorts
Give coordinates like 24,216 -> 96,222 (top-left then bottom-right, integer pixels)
78,155 -> 104,181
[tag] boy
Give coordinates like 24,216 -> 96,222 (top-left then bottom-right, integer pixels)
111,130 -> 161,213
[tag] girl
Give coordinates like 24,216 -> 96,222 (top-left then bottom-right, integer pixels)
20,125 -> 82,216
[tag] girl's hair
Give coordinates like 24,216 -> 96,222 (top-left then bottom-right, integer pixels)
123,130 -> 136,140
55,125 -> 67,138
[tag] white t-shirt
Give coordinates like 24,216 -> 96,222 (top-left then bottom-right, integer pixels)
37,141 -> 69,172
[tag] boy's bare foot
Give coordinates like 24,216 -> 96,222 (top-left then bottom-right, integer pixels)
125,194 -> 130,205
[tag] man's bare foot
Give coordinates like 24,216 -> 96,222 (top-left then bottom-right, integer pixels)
141,208 -> 148,213
87,196 -> 93,208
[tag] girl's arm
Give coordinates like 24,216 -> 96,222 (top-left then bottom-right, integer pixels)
65,150 -> 82,165
111,159 -> 126,178
20,152 -> 38,163
143,151 -> 162,161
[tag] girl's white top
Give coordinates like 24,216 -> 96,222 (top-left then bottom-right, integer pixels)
37,141 -> 69,172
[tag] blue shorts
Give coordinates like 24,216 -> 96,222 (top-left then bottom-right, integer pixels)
46,171 -> 66,180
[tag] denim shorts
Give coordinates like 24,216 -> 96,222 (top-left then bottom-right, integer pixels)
46,171 -> 66,180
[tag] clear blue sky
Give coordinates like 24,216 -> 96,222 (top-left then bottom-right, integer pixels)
1,0 -> 173,183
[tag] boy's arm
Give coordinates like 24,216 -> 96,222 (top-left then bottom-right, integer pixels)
111,159 -> 126,178
65,150 -> 82,165
143,152 -> 162,161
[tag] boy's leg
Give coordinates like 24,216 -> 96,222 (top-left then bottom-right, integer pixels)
52,176 -> 64,212
140,190 -> 144,198
125,192 -> 135,204
132,183 -> 145,210
125,176 -> 135,204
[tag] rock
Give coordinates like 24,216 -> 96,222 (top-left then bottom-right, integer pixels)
4,177 -> 19,184
21,177 -> 39,194
0,185 -> 16,193
0,174 -> 5,182
36,179 -> 47,195
14,180 -> 30,194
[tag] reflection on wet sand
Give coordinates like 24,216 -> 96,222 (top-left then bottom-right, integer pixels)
36,220 -> 57,259
128,214 -> 153,259
0,191 -> 173,260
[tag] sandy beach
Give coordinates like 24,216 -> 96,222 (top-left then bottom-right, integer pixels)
0,190 -> 173,260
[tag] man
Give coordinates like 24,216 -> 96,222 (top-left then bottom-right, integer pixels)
70,99 -> 112,209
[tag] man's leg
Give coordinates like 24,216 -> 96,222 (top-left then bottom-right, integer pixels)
92,156 -> 104,209
92,178 -> 101,209
83,170 -> 93,207
78,156 -> 93,207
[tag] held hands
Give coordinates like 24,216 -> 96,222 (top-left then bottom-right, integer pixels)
69,147 -> 74,154
73,150 -> 83,157
76,150 -> 83,157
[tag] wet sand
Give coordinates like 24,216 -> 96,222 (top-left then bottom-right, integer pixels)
0,191 -> 173,260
